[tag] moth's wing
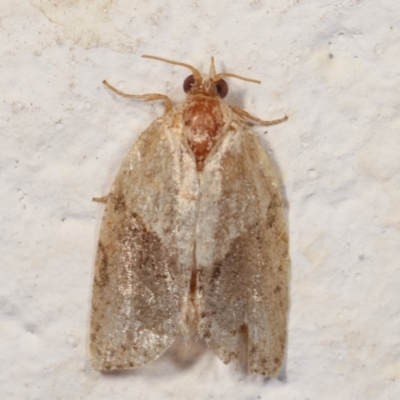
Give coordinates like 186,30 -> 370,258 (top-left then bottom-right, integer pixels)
196,121 -> 289,377
90,116 -> 198,371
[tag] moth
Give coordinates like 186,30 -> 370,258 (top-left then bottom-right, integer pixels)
90,55 -> 290,377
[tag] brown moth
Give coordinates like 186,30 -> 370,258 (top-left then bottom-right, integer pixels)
90,55 -> 290,377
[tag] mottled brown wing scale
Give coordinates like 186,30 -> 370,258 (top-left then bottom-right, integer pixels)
91,98 -> 289,376
90,117 -> 198,370
196,122 -> 289,377
91,207 -> 179,369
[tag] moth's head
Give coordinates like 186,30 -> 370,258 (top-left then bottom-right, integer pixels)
142,55 -> 261,99
182,57 -> 229,98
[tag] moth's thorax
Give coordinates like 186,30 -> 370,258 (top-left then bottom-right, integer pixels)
181,94 -> 227,171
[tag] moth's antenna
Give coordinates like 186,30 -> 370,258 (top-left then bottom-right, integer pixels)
142,55 -> 202,81
212,72 -> 261,84
210,56 -> 216,78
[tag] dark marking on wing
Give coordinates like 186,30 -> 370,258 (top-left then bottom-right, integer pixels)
95,241 -> 109,287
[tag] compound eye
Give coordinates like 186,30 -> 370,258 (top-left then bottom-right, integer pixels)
183,75 -> 195,93
215,79 -> 228,98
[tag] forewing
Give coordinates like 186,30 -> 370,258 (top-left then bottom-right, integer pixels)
196,122 -> 289,377
90,116 -> 198,370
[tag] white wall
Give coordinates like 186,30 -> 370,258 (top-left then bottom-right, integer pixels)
1,0 -> 399,399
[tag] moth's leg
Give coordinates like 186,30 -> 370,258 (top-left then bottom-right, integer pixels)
93,196 -> 109,203
103,80 -> 173,114
230,106 -> 288,126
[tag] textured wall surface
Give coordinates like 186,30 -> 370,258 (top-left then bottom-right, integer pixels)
1,0 -> 399,399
